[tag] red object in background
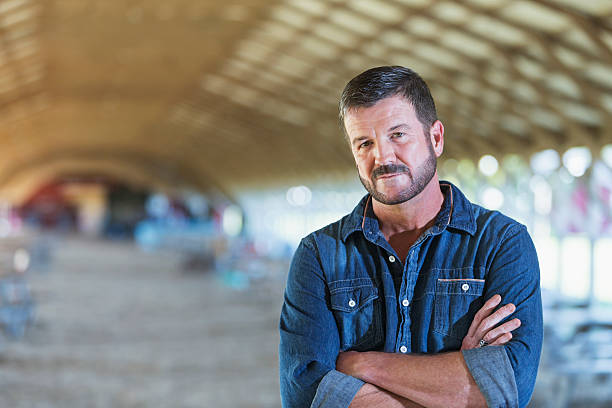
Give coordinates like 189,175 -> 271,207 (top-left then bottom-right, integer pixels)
18,182 -> 77,230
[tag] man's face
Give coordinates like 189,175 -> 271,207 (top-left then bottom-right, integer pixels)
344,95 -> 441,205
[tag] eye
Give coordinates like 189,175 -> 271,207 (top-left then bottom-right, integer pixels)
359,140 -> 372,149
391,132 -> 405,139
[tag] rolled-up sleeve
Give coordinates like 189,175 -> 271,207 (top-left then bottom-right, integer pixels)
311,370 -> 364,408
280,239 -> 362,408
462,346 -> 518,407
463,224 -> 543,408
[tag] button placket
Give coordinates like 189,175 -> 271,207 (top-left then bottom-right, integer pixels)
398,247 -> 419,352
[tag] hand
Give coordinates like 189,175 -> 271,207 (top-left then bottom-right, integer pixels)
461,294 -> 521,350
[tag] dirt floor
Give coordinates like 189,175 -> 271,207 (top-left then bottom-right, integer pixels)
0,236 -> 609,408
0,237 -> 285,408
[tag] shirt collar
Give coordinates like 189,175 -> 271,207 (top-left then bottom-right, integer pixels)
340,180 -> 476,242
439,181 -> 477,235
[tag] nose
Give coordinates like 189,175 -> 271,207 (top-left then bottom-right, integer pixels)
373,139 -> 395,166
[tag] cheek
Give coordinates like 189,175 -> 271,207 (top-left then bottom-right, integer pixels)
355,160 -> 372,178
396,147 -> 422,164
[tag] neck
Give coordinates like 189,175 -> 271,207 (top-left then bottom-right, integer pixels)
372,174 -> 444,239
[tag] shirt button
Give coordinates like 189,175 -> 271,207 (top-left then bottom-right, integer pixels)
348,299 -> 356,308
402,299 -> 409,307
400,345 -> 408,353
388,255 -> 396,263
462,283 -> 470,292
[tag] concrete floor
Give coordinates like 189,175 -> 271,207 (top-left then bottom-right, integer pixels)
0,237 -> 284,408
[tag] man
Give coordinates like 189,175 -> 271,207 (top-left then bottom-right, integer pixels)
279,66 -> 542,408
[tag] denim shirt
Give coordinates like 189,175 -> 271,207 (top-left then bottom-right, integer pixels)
279,181 -> 542,408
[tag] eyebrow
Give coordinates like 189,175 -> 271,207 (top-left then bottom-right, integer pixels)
351,123 -> 412,146
388,123 -> 411,132
351,136 -> 369,146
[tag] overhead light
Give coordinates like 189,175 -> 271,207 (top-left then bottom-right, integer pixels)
530,149 -> 560,175
481,187 -> 504,210
478,155 -> 499,177
286,186 -> 312,207
562,146 -> 591,177
601,144 -> 612,168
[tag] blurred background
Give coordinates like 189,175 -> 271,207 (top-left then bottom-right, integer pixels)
0,0 -> 609,407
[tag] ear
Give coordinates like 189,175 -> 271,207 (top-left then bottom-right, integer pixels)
429,120 -> 444,157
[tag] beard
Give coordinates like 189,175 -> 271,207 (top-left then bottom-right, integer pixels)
359,145 -> 437,205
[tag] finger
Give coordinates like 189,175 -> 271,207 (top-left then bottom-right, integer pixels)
488,332 -> 512,346
482,318 -> 521,343
479,303 -> 516,333
467,294 -> 502,337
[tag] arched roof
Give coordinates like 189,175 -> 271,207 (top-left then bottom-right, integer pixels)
0,0 -> 610,202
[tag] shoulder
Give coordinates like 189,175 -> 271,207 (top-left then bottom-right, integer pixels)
300,212 -> 354,251
468,204 -> 538,272
300,194 -> 368,249
289,213 -> 357,283
446,181 -> 528,243
470,202 -> 527,240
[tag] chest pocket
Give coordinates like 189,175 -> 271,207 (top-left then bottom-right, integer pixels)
329,280 -> 383,351
433,271 -> 485,340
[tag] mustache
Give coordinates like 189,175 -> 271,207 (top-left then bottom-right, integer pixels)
372,164 -> 411,180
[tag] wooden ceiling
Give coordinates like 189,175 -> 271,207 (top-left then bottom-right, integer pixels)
0,0 -> 611,203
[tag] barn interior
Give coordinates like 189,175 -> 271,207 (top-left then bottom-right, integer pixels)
0,0 -> 611,406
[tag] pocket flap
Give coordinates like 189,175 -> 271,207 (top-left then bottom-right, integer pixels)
436,279 -> 485,295
330,286 -> 378,312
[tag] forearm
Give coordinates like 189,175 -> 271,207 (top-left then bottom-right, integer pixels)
340,351 -> 486,408
350,383 -> 425,408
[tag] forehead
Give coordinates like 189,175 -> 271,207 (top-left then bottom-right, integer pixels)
344,95 -> 418,134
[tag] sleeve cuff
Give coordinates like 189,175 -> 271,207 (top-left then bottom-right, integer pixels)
462,346 -> 519,408
310,370 -> 365,408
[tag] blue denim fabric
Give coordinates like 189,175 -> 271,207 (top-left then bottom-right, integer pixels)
279,181 -> 542,408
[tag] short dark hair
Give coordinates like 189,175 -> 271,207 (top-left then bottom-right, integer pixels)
339,66 -> 438,138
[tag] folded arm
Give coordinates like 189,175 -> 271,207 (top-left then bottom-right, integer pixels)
339,225 -> 542,408
342,350 -> 483,408
340,295 -> 517,408
349,383 -> 425,408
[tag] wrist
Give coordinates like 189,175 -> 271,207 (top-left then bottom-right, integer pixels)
356,351 -> 379,384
